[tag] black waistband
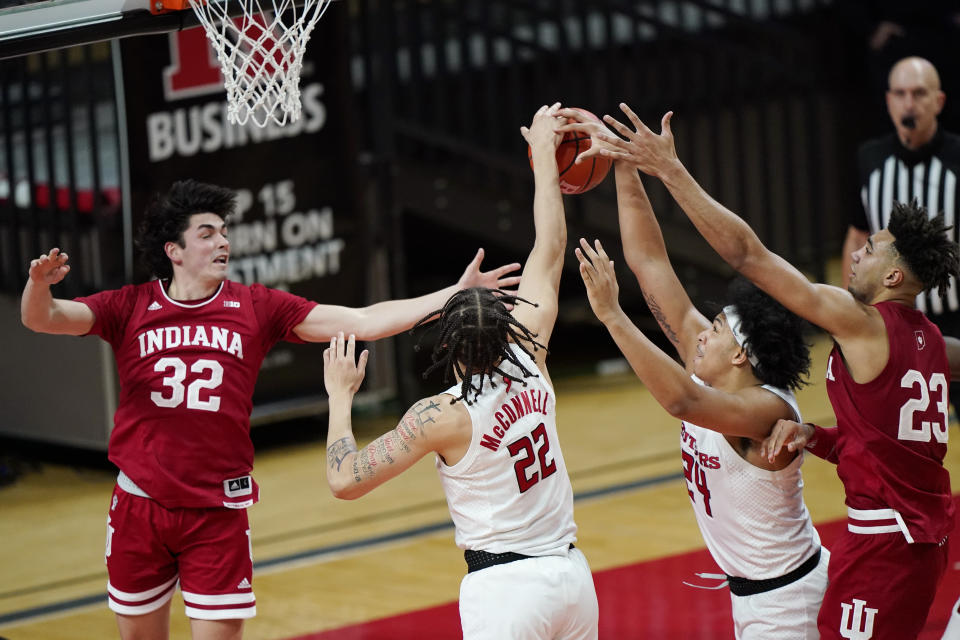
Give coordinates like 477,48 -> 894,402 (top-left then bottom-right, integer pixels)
726,548 -> 821,597
464,544 -> 574,573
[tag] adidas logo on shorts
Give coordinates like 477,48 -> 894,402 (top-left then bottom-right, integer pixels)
224,475 -> 252,498
237,578 -> 251,589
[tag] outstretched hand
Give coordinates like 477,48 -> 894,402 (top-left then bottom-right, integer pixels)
593,104 -> 679,178
520,102 -> 564,152
29,248 -> 71,286
759,419 -> 814,463
575,238 -> 622,325
323,332 -> 369,397
457,248 -> 522,292
555,108 -> 619,165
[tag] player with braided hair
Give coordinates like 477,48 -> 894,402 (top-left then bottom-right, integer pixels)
590,102 -> 959,639
412,287 -> 544,404
572,153 -> 825,639
322,103 -> 599,640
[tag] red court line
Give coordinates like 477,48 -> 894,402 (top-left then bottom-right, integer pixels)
291,500 -> 960,639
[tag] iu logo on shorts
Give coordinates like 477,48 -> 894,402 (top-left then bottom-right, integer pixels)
839,598 -> 878,639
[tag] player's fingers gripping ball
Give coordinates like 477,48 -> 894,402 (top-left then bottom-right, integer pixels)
528,107 -> 612,194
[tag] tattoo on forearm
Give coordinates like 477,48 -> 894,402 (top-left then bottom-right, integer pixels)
374,437 -> 395,465
359,449 -> 375,479
327,437 -> 357,472
351,459 -> 362,483
642,292 -> 680,349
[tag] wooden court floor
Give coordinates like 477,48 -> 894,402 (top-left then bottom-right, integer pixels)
2,334 -> 960,639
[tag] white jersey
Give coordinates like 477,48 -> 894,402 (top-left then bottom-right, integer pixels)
681,376 -> 820,579
436,342 -> 576,556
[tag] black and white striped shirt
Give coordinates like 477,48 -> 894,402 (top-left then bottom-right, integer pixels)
854,129 -> 960,315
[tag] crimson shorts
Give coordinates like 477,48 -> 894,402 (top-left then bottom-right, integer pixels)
817,529 -> 948,639
105,485 -> 257,620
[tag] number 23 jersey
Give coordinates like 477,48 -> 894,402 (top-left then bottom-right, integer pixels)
76,279 -> 316,509
825,300 -> 953,544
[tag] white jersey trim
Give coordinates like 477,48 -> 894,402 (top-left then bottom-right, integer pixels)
184,605 -> 257,620
108,586 -> 176,616
156,279 -> 225,309
117,470 -> 151,499
846,506 -> 914,543
107,574 -> 178,601
181,591 -> 256,606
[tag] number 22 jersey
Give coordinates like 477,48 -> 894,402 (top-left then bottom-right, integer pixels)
76,279 -> 316,509
435,342 -> 577,557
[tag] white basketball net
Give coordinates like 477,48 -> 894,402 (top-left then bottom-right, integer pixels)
188,0 -> 332,127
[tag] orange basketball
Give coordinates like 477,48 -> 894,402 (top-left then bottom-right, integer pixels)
528,107 -> 612,194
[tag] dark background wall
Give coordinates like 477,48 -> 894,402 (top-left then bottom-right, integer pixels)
2,0 -> 959,445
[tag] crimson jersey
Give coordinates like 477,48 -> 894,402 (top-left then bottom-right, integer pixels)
77,279 -> 316,509
823,301 -> 954,544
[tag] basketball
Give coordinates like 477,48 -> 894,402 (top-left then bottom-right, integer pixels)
528,107 -> 612,194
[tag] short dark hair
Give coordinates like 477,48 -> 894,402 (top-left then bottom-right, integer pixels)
135,180 -> 236,280
413,288 -> 546,405
727,278 -> 810,392
888,200 -> 960,298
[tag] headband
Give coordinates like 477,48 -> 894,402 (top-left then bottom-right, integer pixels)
722,305 -> 760,368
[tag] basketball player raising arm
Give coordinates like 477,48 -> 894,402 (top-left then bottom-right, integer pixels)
19,181 -> 519,640
322,102 -> 568,500
591,102 -> 959,640
559,117 -> 825,638
22,246 -> 520,340
323,103 -> 599,640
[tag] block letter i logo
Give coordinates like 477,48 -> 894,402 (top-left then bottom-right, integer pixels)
840,599 -> 877,639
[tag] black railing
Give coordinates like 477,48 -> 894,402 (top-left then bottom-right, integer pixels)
351,0 -> 851,293
0,43 -> 123,297
0,0 -> 858,305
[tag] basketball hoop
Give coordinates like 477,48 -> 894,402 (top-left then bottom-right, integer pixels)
162,0 -> 332,127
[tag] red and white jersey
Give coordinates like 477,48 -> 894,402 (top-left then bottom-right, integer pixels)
825,301 -> 954,544
436,343 -> 577,556
681,376 -> 821,579
76,279 -> 316,509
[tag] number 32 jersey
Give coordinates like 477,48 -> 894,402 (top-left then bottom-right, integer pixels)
825,300 -> 953,544
76,279 -> 316,509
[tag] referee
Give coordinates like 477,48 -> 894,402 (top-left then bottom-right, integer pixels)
842,56 -> 960,414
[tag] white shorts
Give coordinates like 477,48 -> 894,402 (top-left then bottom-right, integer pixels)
459,546 -> 598,640
730,547 -> 830,640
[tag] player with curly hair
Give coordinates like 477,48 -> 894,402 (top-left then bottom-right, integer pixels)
593,103 -> 960,639
20,179 -> 521,640
573,154 -> 826,639
321,104 -> 599,640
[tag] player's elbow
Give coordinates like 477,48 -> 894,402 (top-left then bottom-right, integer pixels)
328,478 -> 359,500
328,474 -> 366,500
21,311 -> 48,333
